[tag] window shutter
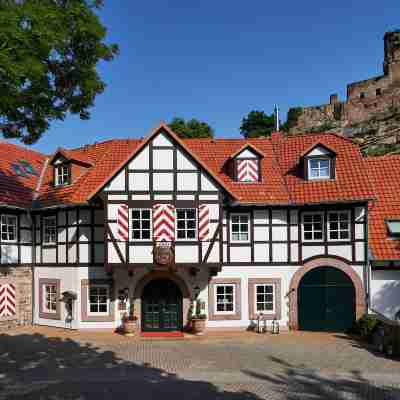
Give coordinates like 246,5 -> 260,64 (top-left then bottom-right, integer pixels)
237,160 -> 258,182
117,205 -> 129,241
198,204 -> 210,241
0,283 -> 16,317
153,204 -> 175,242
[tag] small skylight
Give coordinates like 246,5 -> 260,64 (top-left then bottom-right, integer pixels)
386,220 -> 400,236
19,160 -> 38,176
11,163 -> 29,177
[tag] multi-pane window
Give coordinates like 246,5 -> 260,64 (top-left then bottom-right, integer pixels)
302,213 -> 324,241
215,284 -> 235,313
328,211 -> 350,240
44,284 -> 57,313
0,215 -> 17,242
131,209 -> 151,240
230,214 -> 249,242
308,158 -> 330,180
55,165 -> 70,186
43,216 -> 57,244
176,209 -> 196,240
255,284 -> 274,313
89,286 -> 109,314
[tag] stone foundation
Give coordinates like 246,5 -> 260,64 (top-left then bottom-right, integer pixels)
0,266 -> 32,331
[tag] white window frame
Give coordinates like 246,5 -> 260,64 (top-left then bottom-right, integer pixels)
302,212 -> 324,242
328,211 -> 351,241
88,285 -> 110,316
43,284 -> 58,314
55,164 -> 70,186
254,284 -> 275,314
0,214 -> 17,243
175,208 -> 197,241
43,216 -> 57,245
230,213 -> 250,243
214,284 -> 236,315
307,158 -> 330,180
130,208 -> 152,241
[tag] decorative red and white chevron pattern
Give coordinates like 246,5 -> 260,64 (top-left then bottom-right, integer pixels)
0,283 -> 16,317
153,204 -> 175,242
117,205 -> 129,241
238,159 -> 258,182
198,204 -> 210,241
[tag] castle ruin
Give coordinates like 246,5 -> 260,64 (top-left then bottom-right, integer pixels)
288,31 -> 400,143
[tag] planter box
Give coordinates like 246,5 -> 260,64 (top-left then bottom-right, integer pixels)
191,318 -> 206,335
122,320 -> 137,337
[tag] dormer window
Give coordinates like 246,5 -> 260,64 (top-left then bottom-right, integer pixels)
386,220 -> 400,238
308,158 -> 330,180
229,144 -> 264,183
55,164 -> 70,186
302,143 -> 336,181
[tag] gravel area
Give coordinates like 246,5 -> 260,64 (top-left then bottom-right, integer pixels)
0,326 -> 399,399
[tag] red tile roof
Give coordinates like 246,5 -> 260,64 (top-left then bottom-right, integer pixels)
0,125 -> 375,210
0,141 -> 46,208
365,156 -> 400,261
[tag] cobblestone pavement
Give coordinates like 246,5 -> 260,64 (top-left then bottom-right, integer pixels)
0,326 -> 399,399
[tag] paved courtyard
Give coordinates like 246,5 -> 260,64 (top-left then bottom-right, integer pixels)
0,326 -> 399,399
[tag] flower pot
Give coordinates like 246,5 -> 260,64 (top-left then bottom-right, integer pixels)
122,319 -> 137,337
191,318 -> 206,335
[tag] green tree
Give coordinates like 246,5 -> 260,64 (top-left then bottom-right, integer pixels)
240,110 -> 275,138
168,117 -> 214,139
0,0 -> 118,144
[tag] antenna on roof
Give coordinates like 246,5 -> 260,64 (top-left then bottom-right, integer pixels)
274,104 -> 280,131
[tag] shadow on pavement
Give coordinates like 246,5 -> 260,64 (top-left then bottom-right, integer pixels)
242,355 -> 400,400
0,331 -> 260,399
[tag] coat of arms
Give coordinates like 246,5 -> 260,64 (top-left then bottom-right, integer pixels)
153,244 -> 174,266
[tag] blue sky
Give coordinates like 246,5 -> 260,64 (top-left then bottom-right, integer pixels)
26,1 -> 400,153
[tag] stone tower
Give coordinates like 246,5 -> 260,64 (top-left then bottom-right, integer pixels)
384,31 -> 400,83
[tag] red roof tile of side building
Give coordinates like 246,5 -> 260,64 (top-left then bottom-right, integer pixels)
0,141 -> 47,208
365,156 -> 400,261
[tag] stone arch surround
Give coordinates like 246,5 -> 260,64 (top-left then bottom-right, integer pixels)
132,271 -> 192,331
288,257 -> 366,330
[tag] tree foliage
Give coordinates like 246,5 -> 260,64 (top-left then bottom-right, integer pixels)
240,110 -> 275,138
168,117 -> 214,139
0,0 -> 118,144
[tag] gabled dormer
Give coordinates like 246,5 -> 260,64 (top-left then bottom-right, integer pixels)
230,144 -> 264,183
49,148 -> 93,187
301,143 -> 336,181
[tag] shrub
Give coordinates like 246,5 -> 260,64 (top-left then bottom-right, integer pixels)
348,314 -> 379,341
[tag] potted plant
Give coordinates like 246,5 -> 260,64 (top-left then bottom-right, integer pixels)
122,307 -> 137,337
190,300 -> 207,335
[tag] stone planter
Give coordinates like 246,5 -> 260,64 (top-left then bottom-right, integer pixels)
122,319 -> 137,337
191,318 -> 206,335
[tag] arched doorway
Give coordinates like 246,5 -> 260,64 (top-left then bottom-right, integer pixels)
141,279 -> 183,332
298,266 -> 356,331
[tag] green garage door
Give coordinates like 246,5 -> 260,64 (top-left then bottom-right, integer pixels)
298,267 -> 356,332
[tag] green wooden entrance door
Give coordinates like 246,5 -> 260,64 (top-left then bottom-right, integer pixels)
298,267 -> 356,332
142,279 -> 182,332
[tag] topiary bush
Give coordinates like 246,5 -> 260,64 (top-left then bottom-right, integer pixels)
347,314 -> 380,341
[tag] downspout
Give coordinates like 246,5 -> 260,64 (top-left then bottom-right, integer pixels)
30,157 -> 49,325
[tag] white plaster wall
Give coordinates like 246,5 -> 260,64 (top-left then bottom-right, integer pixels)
175,245 -> 198,263
370,270 -> 400,319
152,132 -> 173,147
104,170 -> 125,191
177,150 -> 196,170
200,173 -> 218,191
177,173 -> 197,191
153,149 -> 174,170
235,149 -> 258,158
327,245 -> 352,260
129,146 -> 149,170
34,267 -> 80,329
129,172 -> 149,191
153,173 -> 173,191
202,265 -> 298,329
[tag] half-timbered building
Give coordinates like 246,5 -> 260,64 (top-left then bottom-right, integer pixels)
0,123 -> 399,332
